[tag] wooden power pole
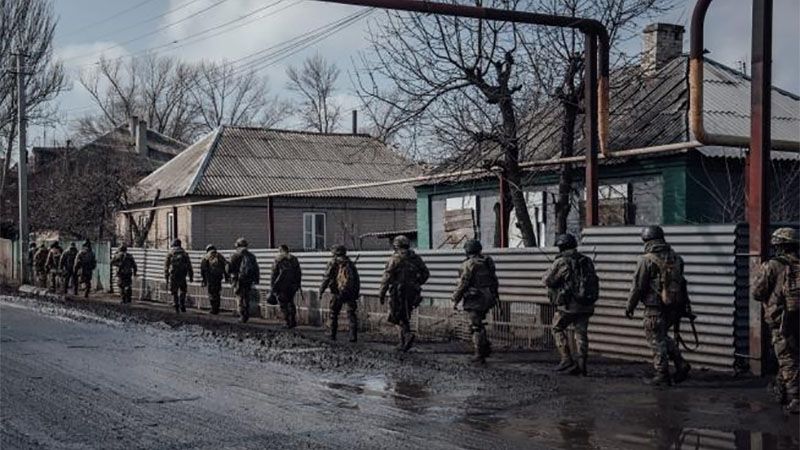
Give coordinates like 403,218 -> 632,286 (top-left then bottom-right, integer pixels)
16,51 -> 29,284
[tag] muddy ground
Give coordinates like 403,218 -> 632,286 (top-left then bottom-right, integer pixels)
0,289 -> 797,449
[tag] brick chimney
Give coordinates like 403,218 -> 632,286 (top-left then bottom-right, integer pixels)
642,23 -> 685,75
136,119 -> 148,158
129,115 -> 138,145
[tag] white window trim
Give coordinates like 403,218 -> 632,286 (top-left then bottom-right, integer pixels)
167,212 -> 175,245
303,212 -> 327,250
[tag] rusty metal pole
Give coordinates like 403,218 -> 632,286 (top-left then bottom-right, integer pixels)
498,175 -> 507,247
748,0 -> 772,376
584,33 -> 599,227
267,196 -> 276,248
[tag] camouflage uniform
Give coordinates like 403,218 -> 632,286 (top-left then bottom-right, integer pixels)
164,240 -> 194,313
752,227 -> 799,414
452,240 -> 498,364
60,244 -> 78,294
73,243 -> 96,298
45,243 -> 63,291
626,227 -> 690,386
228,239 -> 259,323
320,246 -> 360,342
201,245 -> 229,315
33,245 -> 48,287
270,247 -> 302,328
543,242 -> 597,375
379,236 -> 429,352
111,247 -> 138,304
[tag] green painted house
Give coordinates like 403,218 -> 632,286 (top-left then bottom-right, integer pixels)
415,25 -> 799,249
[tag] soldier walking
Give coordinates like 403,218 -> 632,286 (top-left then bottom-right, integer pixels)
625,226 -> 691,386
164,239 -> 193,314
33,243 -> 48,287
45,242 -> 63,291
543,234 -> 599,376
111,245 -> 138,304
228,238 -> 259,323
73,241 -> 97,298
379,235 -> 429,352
319,245 -> 360,342
200,244 -> 229,315
451,239 -> 498,365
60,243 -> 78,294
270,245 -> 302,328
752,228 -> 799,414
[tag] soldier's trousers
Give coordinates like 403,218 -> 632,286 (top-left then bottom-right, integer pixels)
468,309 -> 491,357
643,314 -> 684,374
330,295 -> 358,338
49,271 -> 61,290
388,294 -> 415,333
207,279 -> 223,313
552,311 -> 591,361
117,274 -> 133,303
278,290 -> 298,327
236,284 -> 255,320
35,270 -> 47,288
770,325 -> 799,402
63,272 -> 77,294
78,273 -> 92,297
170,278 -> 188,310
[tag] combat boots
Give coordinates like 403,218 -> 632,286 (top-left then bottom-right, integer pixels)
785,399 -> 799,415
672,359 -> 691,384
330,316 -> 338,341
569,357 -> 587,376
648,371 -> 672,387
395,329 -> 406,351
349,327 -> 358,343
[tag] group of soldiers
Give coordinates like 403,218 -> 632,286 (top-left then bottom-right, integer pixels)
102,224 -> 798,414
29,240 -> 96,297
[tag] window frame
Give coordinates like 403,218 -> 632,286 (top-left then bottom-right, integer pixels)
166,212 -> 175,245
303,212 -> 327,250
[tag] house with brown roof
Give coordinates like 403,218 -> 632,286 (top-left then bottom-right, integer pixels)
415,23 -> 799,249
119,126 -> 422,250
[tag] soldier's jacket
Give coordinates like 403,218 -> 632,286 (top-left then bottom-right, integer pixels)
378,249 -> 430,300
626,239 -> 685,316
164,247 -> 193,281
73,248 -> 96,277
753,253 -> 800,327
45,247 -> 63,272
452,254 -> 499,311
201,250 -> 228,284
320,256 -> 359,299
60,248 -> 78,274
111,252 -> 138,278
33,247 -> 48,272
270,253 -> 301,292
228,248 -> 258,288
543,248 -> 595,314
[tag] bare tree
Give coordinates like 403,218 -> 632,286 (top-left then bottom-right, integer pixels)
0,0 -> 65,235
287,53 -> 342,133
357,0 -> 673,246
191,61 -> 288,133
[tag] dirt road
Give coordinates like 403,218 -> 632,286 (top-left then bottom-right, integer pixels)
1,295 -> 797,449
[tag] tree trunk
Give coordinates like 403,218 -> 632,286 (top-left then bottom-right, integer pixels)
555,92 -> 580,235
0,123 -> 17,225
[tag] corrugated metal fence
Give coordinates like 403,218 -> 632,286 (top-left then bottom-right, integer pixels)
122,224 -> 746,371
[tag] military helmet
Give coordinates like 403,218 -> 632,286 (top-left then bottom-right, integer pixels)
172,239 -> 182,248
69,243 -> 77,249
205,244 -> 216,252
235,237 -> 248,248
771,227 -> 799,245
50,241 -> 59,248
332,244 -> 347,256
463,239 -> 482,256
393,235 -> 411,249
119,245 -> 128,252
555,233 -> 577,250
641,225 -> 665,242
29,242 -> 37,248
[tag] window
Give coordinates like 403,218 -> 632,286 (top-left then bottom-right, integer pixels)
581,183 -> 634,226
445,195 -> 476,211
303,213 -> 326,250
167,212 -> 175,245
508,191 -> 546,248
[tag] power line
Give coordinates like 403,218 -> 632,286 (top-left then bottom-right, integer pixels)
63,0 -> 232,63
60,0 -> 160,38
71,0 -> 206,43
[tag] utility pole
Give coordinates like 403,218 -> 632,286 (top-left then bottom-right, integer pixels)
16,51 -> 30,284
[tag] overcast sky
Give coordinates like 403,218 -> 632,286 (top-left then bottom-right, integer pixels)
35,0 -> 800,146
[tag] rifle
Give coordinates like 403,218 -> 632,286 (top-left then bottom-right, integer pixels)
673,282 -> 699,351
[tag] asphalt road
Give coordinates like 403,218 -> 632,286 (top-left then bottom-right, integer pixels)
1,296 -> 798,449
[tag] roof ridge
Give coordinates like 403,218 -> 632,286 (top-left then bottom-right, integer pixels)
220,124 -> 374,138
186,128 -> 222,196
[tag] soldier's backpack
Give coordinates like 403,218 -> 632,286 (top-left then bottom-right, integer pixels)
208,253 -> 226,278
781,258 -> 800,313
647,251 -> 685,307
170,250 -> 190,278
335,258 -> 360,299
239,250 -> 259,285
567,254 -> 600,306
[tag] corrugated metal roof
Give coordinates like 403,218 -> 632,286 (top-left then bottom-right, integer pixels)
132,127 -> 422,203
84,124 -> 188,161
698,146 -> 800,161
427,55 -> 799,181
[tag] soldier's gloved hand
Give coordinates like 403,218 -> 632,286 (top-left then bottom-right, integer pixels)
452,302 -> 460,311
379,295 -> 386,305
625,308 -> 635,320
189,277 -> 194,283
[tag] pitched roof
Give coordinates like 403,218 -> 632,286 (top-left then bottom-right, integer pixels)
83,124 -> 188,164
131,127 -> 423,203
428,55 -> 799,178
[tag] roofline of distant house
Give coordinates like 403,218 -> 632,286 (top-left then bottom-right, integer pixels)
218,124 -> 375,139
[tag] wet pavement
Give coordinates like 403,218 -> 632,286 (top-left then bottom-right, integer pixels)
1,294 -> 798,449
